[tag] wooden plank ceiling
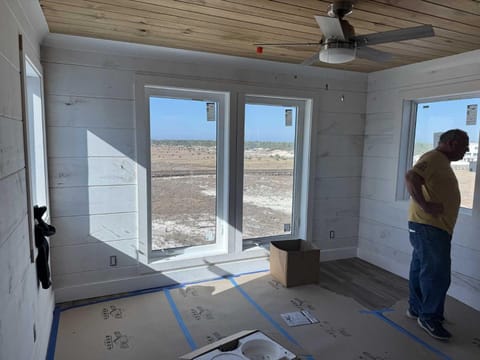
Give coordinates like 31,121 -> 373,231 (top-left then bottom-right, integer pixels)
39,0 -> 480,72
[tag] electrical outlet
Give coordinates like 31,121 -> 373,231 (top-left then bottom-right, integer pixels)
110,255 -> 117,267
329,230 -> 335,239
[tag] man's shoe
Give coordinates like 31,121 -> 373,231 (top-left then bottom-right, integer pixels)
417,318 -> 452,341
406,308 -> 418,319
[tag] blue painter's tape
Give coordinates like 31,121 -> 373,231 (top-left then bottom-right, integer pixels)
229,277 -> 315,360
59,269 -> 271,312
362,309 -> 452,360
46,306 -> 61,360
164,289 -> 197,351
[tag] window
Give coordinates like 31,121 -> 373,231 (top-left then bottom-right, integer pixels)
25,60 -> 48,209
242,97 -> 304,243
402,97 -> 480,209
135,79 -> 313,264
20,51 -> 49,261
146,89 -> 228,258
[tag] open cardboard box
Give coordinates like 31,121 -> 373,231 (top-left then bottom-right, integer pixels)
179,329 -> 297,359
270,239 -> 320,287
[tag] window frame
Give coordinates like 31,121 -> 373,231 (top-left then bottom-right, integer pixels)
135,75 -> 314,268
20,47 -> 50,262
240,95 -> 308,248
138,85 -> 230,263
398,94 -> 480,215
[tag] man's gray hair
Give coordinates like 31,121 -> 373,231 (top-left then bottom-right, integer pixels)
439,129 -> 468,144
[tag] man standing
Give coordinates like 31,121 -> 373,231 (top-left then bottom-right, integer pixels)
405,129 -> 469,341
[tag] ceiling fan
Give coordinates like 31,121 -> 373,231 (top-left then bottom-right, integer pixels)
254,1 -> 435,65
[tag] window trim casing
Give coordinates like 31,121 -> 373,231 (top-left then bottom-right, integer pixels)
135,75 -> 315,269
240,95 -> 309,248
19,36 -> 49,263
137,84 -> 230,264
398,94 -> 480,215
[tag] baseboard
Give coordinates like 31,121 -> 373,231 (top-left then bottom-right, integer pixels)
54,257 -> 270,303
320,246 -> 357,262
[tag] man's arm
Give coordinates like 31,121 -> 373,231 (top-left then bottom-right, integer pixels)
405,170 -> 443,216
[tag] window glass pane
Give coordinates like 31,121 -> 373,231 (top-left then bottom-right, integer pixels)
243,103 -> 296,239
414,98 -> 480,209
149,97 -> 217,250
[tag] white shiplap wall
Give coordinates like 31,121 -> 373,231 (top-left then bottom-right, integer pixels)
42,34 -> 367,302
0,0 -> 52,359
359,50 -> 480,311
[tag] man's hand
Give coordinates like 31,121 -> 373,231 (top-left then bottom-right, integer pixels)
405,170 -> 443,217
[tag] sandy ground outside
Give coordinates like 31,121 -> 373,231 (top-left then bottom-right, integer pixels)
151,142 -> 294,250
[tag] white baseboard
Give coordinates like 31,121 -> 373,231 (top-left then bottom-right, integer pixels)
54,257 -> 270,303
320,246 -> 357,262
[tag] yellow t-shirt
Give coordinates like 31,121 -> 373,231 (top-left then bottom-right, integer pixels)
408,149 -> 461,234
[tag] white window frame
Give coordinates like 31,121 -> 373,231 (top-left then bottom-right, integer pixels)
135,75 -> 314,269
136,84 -> 230,264
239,95 -> 310,249
398,94 -> 480,215
19,47 -> 49,262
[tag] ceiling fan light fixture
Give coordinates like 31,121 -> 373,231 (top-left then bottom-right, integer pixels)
319,42 -> 356,64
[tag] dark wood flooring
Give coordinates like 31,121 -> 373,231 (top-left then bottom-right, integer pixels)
319,258 -> 409,310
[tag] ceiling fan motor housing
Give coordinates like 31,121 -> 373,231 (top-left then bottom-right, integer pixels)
327,1 -> 353,19
319,41 -> 356,64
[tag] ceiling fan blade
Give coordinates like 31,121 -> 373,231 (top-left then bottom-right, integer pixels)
315,15 -> 345,40
353,25 -> 434,47
301,52 -> 320,66
356,47 -> 392,62
253,42 -> 320,47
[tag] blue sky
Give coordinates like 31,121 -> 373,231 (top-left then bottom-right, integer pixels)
415,98 -> 479,144
149,97 -> 296,142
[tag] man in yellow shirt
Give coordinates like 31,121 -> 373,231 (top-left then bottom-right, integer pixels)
405,129 -> 469,341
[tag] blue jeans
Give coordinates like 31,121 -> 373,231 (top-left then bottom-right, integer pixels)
408,221 -> 452,321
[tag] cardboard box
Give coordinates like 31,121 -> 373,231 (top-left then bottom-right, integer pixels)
179,330 -> 297,359
270,239 -> 320,287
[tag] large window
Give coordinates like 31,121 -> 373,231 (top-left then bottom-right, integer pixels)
136,80 -> 313,264
143,87 -> 228,259
242,97 -> 302,242
404,97 -> 480,209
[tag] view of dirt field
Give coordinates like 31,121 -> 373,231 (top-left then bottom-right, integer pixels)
150,141 -> 294,250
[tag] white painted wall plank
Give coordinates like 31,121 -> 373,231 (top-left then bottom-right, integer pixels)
0,55 -> 21,119
316,156 -> 363,178
46,95 -> 134,128
0,117 -> 24,178
47,127 -> 135,158
51,212 -> 137,246
364,112 -> 395,135
317,135 -> 364,157
0,217 -> 29,310
40,42 -> 367,92
50,185 -> 137,217
49,157 -> 136,187
363,135 -> 397,158
314,177 -> 361,199
51,238 -> 138,275
0,171 -> 27,248
0,0 -> 19,67
317,112 -> 365,135
43,62 -> 134,99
